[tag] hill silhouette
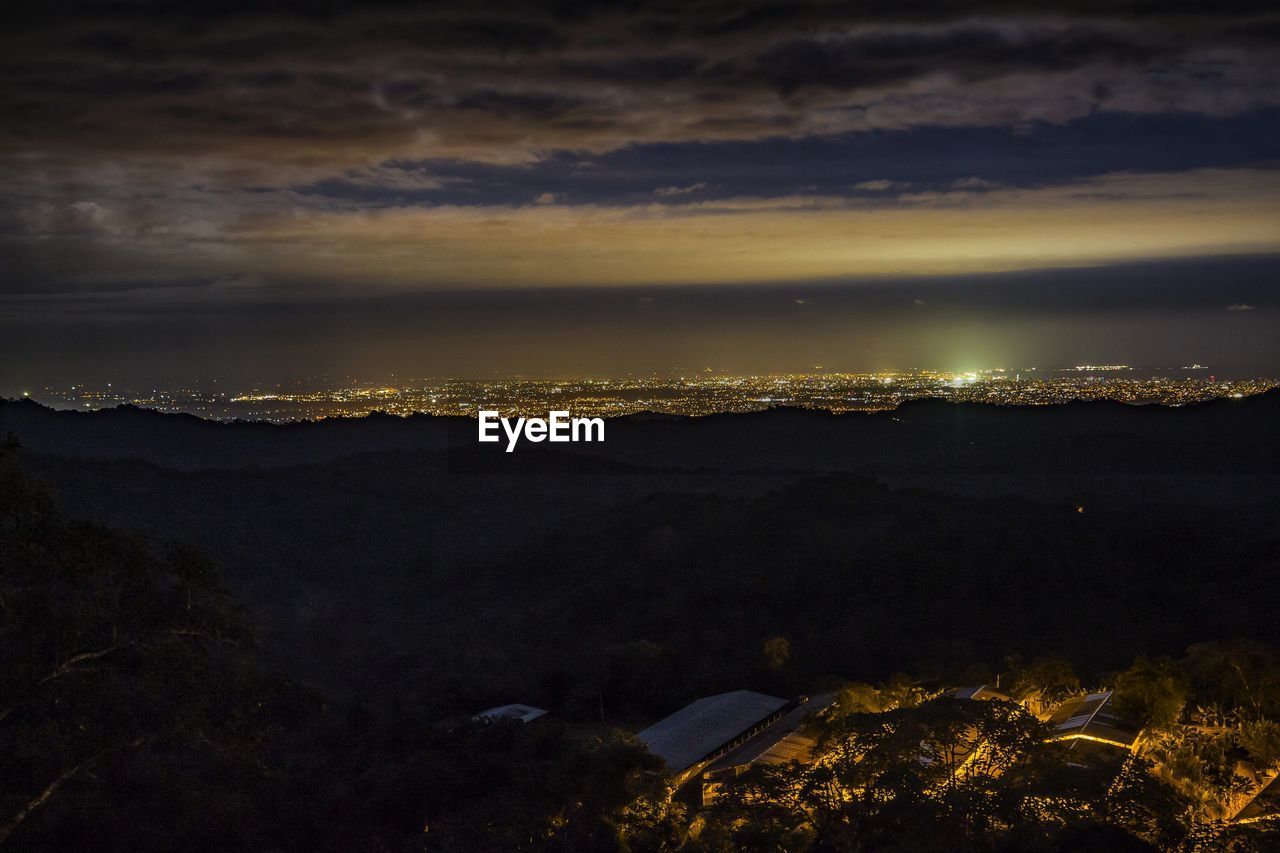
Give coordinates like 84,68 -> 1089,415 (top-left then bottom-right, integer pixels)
4,392 -> 1278,477
4,395 -> 1280,851
4,394 -> 1277,707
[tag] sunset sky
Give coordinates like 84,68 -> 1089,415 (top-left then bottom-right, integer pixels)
1,1 -> 1277,387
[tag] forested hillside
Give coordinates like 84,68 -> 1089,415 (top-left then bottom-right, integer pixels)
3,399 -> 1279,849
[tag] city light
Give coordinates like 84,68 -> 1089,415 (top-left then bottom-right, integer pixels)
23,370 -> 1278,423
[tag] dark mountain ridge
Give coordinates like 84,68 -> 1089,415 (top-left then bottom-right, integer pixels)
4,391 -> 1278,476
6,392 -> 1278,708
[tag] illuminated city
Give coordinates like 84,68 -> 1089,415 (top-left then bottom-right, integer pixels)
3,0 -> 1279,849
24,368 -> 1278,423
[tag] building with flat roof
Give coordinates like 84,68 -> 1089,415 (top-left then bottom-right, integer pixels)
473,703 -> 548,724
636,690 -> 790,787
949,684 -> 1014,702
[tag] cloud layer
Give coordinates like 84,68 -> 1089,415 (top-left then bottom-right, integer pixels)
3,1 -> 1279,165
4,167 -> 1278,297
0,0 -> 1277,344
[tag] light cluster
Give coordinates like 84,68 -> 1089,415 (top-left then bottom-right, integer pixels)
30,370 -> 1278,423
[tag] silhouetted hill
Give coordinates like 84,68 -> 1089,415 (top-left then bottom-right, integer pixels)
4,392 -> 1278,478
589,393 -> 1280,478
6,392 -> 1278,707
0,399 -> 455,469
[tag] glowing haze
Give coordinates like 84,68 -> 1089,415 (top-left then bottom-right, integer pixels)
1,1 -> 1277,389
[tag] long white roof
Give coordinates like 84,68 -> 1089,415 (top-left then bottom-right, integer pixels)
637,690 -> 788,773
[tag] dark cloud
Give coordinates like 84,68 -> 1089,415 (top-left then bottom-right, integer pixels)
1,0 -> 1278,163
283,110 -> 1280,207
749,24 -> 1171,94
0,0 -> 1278,383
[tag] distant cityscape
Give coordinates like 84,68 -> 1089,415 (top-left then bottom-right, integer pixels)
18,366 -> 1277,423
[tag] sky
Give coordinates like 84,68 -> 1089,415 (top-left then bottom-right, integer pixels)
1,0 -> 1278,389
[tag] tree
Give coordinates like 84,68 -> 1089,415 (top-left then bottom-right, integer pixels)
1113,658 -> 1187,729
602,641 -> 683,717
762,635 -> 790,669
1238,720 -> 1280,771
0,434 -> 53,532
0,444 -> 310,851
703,694 -> 1188,851
1181,641 -> 1280,723
701,762 -> 814,852
834,681 -> 885,715
1012,654 -> 1081,715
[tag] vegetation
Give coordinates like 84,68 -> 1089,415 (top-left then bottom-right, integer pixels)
4,408 -> 1280,850
697,699 -> 1179,852
0,438 -> 317,849
1008,655 -> 1081,717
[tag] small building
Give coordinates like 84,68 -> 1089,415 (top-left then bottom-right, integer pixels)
950,684 -> 1014,702
1047,690 -> 1141,751
636,690 -> 790,788
473,703 -> 548,724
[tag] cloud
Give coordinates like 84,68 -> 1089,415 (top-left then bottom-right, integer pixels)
654,182 -> 707,197
853,180 -> 904,191
0,2 -> 1277,301
1227,303 -> 1256,310
1,1 -> 1277,172
3,167 -> 1277,296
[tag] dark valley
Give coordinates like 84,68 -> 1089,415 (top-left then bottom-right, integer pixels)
2,397 -> 1279,850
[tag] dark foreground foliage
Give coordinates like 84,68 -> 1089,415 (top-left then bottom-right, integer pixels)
1,441 -> 683,852
3,398 -> 1280,851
